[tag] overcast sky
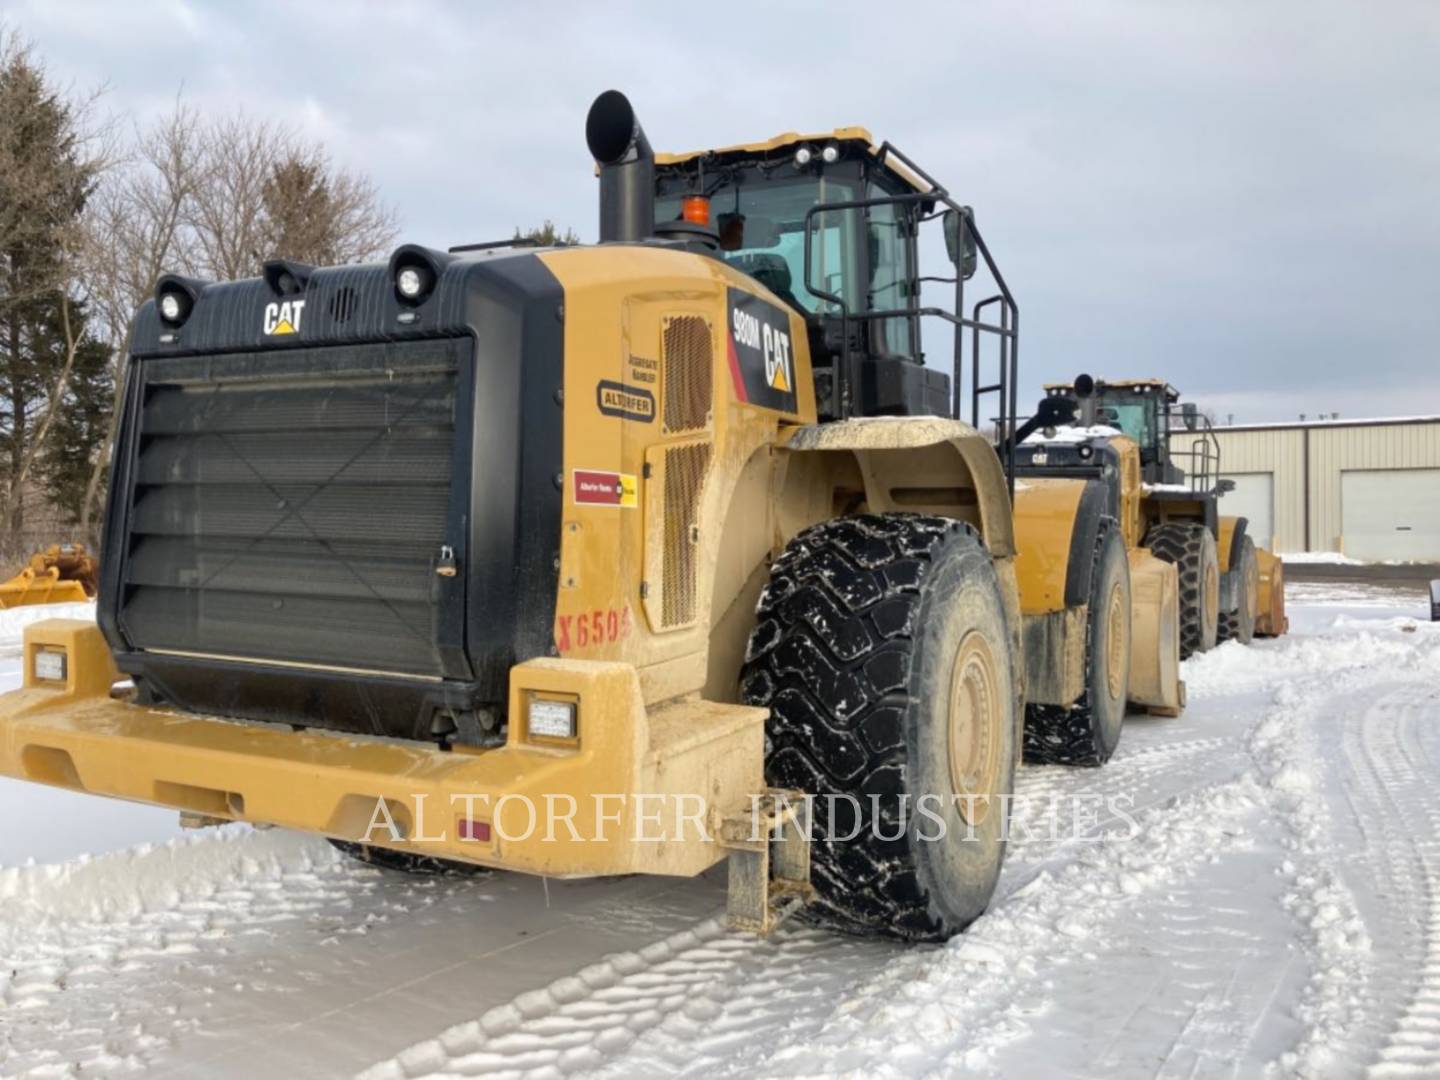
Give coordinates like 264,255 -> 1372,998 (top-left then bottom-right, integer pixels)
10,0 -> 1439,422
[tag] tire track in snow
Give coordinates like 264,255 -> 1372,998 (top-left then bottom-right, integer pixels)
0,829 -> 450,1075
366,760 -> 1269,1079
1347,685 -> 1440,1078
357,920 -> 895,1080
1241,626 -> 1440,1076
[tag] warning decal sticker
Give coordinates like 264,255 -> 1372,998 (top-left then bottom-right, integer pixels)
573,469 -> 637,508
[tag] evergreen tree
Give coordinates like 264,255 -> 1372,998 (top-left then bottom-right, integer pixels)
0,34 -> 100,532
513,220 -> 580,247
39,297 -> 109,526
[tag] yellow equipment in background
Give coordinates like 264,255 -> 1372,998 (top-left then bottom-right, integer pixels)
1255,547 -> 1288,636
0,544 -> 98,609
1011,375 -> 1287,766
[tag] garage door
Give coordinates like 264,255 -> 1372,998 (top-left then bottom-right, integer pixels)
1219,473 -> 1274,552
1341,469 -> 1440,561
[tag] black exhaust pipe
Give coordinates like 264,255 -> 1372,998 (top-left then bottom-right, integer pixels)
586,90 -> 653,244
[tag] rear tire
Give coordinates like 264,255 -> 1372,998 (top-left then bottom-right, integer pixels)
1024,521 -> 1131,766
328,839 -> 492,877
1218,535 -> 1258,644
741,513 -> 1017,942
1144,523 -> 1219,659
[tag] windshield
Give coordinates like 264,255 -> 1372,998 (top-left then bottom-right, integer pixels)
1094,394 -> 1158,447
656,171 -> 862,315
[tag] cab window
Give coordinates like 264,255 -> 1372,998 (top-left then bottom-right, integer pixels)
656,172 -> 862,315
866,189 -> 915,359
1096,396 -> 1157,447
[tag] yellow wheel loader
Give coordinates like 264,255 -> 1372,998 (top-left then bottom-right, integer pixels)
0,92 -> 1031,941
1011,375 -> 1287,765
0,543 -> 99,609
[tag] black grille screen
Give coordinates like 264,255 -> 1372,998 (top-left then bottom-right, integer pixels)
119,340 -> 464,677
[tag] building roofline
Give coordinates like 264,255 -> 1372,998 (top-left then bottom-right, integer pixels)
1210,415 -> 1440,433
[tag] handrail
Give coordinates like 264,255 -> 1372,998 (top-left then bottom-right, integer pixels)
799,174 -> 1020,498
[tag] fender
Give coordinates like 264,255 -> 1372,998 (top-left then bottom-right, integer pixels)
783,417 -> 1015,558
1217,514 -> 1250,610
1218,514 -> 1249,573
1062,480 -> 1111,608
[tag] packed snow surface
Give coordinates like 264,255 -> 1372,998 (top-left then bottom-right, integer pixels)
1,586 -> 1439,1077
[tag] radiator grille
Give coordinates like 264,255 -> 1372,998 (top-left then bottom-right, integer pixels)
119,340 -> 462,676
662,316 -> 712,433
661,442 -> 712,628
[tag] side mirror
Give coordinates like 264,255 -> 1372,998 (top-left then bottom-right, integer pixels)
1182,402 -> 1199,431
943,207 -> 978,280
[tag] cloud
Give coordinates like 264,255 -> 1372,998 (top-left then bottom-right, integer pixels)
13,0 -> 1440,422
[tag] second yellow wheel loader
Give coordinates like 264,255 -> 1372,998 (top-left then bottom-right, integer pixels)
0,91 -> 1033,942
1011,375 -> 1288,765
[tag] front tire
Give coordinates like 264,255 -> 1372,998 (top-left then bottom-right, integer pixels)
741,513 -> 1018,942
1024,521 -> 1131,766
1145,522 -> 1219,659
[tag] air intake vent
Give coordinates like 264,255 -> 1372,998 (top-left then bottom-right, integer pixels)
661,441 -> 711,628
662,315 -> 712,433
329,286 -> 357,323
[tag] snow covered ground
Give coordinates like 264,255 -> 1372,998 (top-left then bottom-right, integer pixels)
1,584 -> 1438,1078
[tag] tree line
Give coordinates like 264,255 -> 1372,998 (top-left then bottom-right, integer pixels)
0,28 -> 399,542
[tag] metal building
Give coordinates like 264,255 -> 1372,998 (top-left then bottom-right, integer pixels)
1196,416 -> 1440,560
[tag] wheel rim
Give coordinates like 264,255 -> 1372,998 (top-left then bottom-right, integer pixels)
1246,558 -> 1260,622
1204,560 -> 1219,623
1105,582 -> 1127,700
948,630 -> 1003,827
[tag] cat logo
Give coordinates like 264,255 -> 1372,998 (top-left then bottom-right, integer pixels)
765,337 -> 792,393
263,299 -> 306,336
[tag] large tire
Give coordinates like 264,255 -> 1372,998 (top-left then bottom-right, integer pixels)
1218,535 -> 1259,644
741,513 -> 1017,942
327,839 -> 491,877
1024,521 -> 1131,767
1144,523 -> 1219,659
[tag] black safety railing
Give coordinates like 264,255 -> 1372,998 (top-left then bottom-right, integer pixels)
800,143 -> 1020,496
1165,407 -> 1221,493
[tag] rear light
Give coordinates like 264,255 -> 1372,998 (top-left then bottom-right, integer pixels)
34,649 -> 66,683
528,697 -> 577,740
458,819 -> 491,842
156,283 -> 195,327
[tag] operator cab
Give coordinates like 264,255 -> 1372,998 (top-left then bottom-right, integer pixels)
652,130 -> 1007,429
1031,376 -> 1219,491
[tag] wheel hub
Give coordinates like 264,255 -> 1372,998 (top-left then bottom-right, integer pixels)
948,630 -> 1003,826
1105,582 -> 1127,700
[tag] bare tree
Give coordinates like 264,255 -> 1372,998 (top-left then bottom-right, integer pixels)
262,148 -> 397,267
76,104 -> 398,532
187,113 -> 282,281
76,102 -> 204,536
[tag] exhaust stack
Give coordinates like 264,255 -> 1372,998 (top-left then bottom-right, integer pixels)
586,90 -> 654,243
